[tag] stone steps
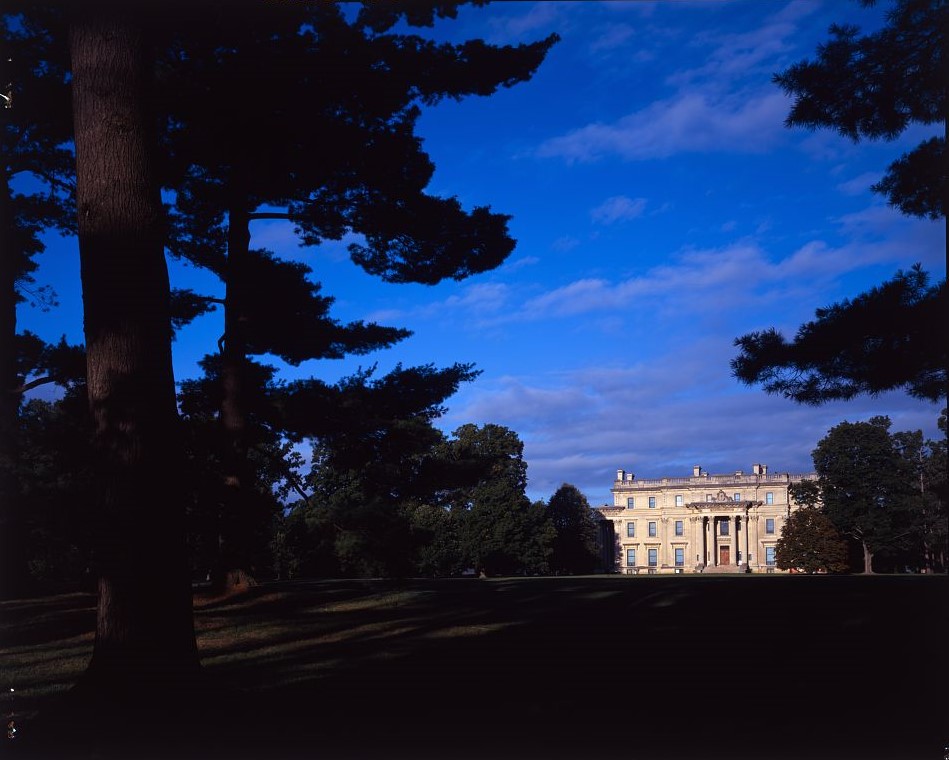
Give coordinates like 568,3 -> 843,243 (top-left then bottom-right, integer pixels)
702,563 -> 745,574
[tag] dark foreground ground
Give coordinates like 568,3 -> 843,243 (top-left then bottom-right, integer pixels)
2,575 -> 947,760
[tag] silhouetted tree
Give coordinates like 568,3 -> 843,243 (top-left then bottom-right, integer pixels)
178,356 -> 306,583
15,387 -> 94,589
733,266 -> 946,404
286,363 -> 477,578
774,0 -> 944,218
159,2 -> 556,586
733,0 -> 947,404
546,483 -> 599,575
0,7 -> 76,598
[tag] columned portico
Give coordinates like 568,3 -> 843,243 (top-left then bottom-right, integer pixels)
602,464 -> 815,574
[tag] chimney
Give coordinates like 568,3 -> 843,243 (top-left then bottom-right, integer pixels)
752,464 -> 761,475
693,465 -> 702,477
617,469 -> 625,482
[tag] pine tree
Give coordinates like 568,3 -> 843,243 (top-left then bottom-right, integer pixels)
156,2 -> 556,586
732,0 -> 947,404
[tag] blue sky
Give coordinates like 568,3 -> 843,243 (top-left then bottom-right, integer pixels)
21,0 -> 946,506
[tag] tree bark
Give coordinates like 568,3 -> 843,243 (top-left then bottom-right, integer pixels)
0,159 -> 27,599
69,10 -> 198,684
215,199 -> 257,591
861,541 -> 874,574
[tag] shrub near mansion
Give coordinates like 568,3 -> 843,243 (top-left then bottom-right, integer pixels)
596,464 -> 817,574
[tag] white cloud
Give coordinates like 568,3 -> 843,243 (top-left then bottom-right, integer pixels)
589,23 -> 636,53
591,195 -> 648,224
667,0 -> 817,88
551,236 -> 581,252
836,172 -> 884,197
536,90 -> 789,163
485,1 -> 571,42
365,281 -> 513,325
364,207 -> 943,338
502,256 -> 540,272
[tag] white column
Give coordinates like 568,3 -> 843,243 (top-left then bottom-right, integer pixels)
744,513 -> 750,569
734,515 -> 740,566
702,515 -> 711,567
710,515 -> 717,566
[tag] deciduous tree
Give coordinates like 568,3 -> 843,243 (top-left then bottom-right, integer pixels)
546,483 -> 599,575
809,416 -> 917,573
448,424 -> 555,576
776,485 -> 849,573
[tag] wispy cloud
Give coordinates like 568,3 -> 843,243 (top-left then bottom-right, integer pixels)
485,1 -> 572,42
366,281 -> 513,324
836,172 -> 884,197
667,0 -> 818,88
552,236 -> 582,252
368,207 -> 942,333
591,195 -> 648,224
536,90 -> 789,163
589,23 -> 636,53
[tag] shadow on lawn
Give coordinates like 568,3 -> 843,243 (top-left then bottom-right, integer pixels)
6,576 -> 947,760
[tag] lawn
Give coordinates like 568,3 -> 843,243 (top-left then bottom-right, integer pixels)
2,575 -> 946,760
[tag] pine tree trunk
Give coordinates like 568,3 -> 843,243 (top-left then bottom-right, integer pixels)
215,200 -> 257,591
0,162 -> 28,599
862,542 -> 874,574
69,10 -> 198,685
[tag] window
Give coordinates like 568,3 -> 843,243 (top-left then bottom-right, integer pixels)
626,549 -> 636,567
648,548 -> 658,567
734,493 -> 741,502
648,521 -> 657,537
627,497 -> 635,509
766,518 -> 775,534
706,494 -> 712,502
720,521 -> 729,536
675,495 -> 684,506
674,547 -> 684,567
766,492 -> 774,505
648,496 -> 656,509
626,522 -> 636,538
674,520 -> 683,536
765,546 -> 776,566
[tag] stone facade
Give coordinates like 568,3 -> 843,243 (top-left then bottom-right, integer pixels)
596,464 -> 816,574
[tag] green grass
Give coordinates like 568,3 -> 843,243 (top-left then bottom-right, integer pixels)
2,575 -> 946,760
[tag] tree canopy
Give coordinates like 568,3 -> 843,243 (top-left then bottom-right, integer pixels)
732,265 -> 947,404
150,1 -> 555,587
809,416 -> 920,572
545,483 -> 599,575
776,482 -> 849,573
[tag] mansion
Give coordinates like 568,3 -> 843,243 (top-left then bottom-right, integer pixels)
596,464 -> 817,574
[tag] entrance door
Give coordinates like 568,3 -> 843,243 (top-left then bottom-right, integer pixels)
720,545 -> 730,565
